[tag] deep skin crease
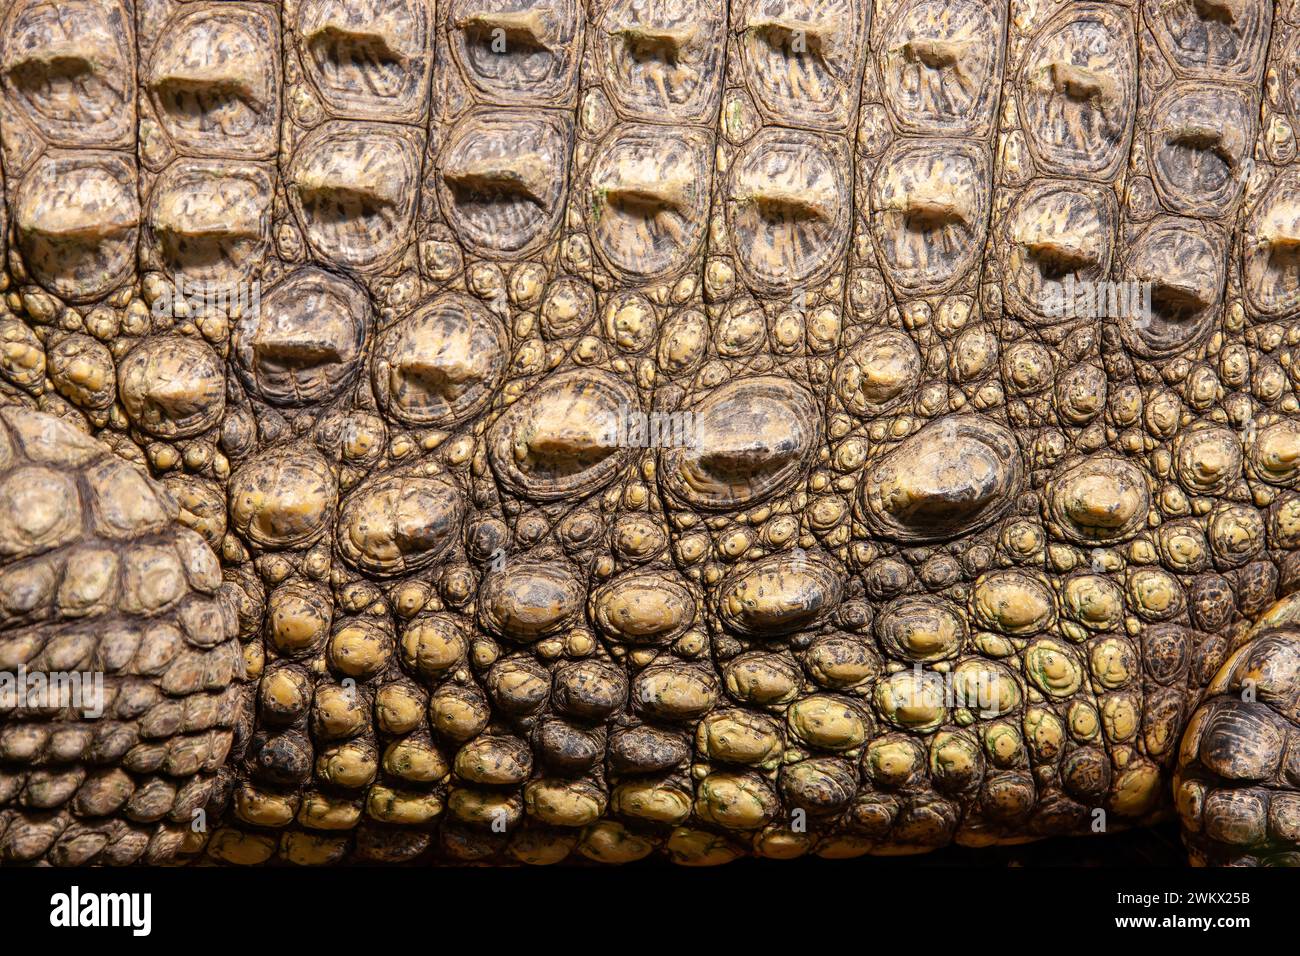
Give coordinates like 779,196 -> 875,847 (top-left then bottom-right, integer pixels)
1,0 -> 1300,867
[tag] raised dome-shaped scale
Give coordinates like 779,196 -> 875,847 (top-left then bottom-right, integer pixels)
2,0 -> 1300,870
0,408 -> 242,864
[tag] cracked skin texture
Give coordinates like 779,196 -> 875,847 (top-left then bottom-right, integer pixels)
3,0 -> 1300,867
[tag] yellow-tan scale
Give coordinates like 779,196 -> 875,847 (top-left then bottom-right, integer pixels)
1095,0 -> 1285,859
0,0 -> 243,864
481,0 -> 731,861
4,0 -> 1300,867
811,0 -> 1026,852
0,405 -> 243,865
215,0 -> 464,864
976,0 -> 1152,846
408,0 -> 640,860
0,0 -> 146,446
1171,1 -> 1300,866
600,0 -> 879,860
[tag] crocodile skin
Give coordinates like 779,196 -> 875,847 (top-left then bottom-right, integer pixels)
2,0 -> 1300,867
